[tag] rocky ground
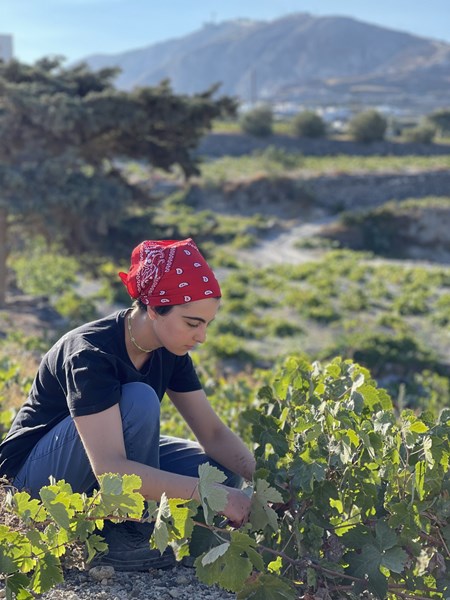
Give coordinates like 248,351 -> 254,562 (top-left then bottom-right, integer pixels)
34,563 -> 234,600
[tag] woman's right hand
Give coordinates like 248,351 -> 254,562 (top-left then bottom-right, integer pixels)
219,485 -> 252,527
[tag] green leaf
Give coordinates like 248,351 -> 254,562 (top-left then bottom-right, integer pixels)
195,544 -> 252,592
409,420 -> 429,433
188,521 -> 222,559
230,531 -> 265,572
375,520 -> 397,551
289,458 -> 326,492
153,493 -> 170,552
422,436 -> 434,468
84,534 -> 108,564
257,385 -> 275,402
42,524 -> 69,558
236,573 -> 296,599
39,488 -> 71,530
267,556 -> 282,574
346,544 -> 387,599
29,553 -> 63,594
381,546 -> 408,573
96,473 -> 144,519
195,530 -> 264,592
201,542 -> 230,566
414,460 -> 426,501
12,492 -> 46,523
5,573 -> 33,600
373,411 -> 395,436
0,526 -> 34,574
249,479 -> 282,532
168,498 -> 197,540
197,463 -> 228,525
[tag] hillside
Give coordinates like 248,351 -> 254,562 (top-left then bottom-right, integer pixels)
81,13 -> 450,111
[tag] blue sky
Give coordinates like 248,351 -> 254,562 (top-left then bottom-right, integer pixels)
2,0 -> 450,65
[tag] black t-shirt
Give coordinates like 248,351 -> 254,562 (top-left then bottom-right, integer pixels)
0,309 -> 201,479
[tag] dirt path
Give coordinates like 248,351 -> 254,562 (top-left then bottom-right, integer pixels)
243,215 -> 335,266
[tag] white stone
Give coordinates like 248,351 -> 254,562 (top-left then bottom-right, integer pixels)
89,565 -> 115,581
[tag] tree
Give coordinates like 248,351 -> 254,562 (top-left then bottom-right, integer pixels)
0,58 -> 237,307
403,122 -> 436,144
292,110 -> 326,138
348,109 -> 387,143
427,108 -> 450,137
240,105 -> 273,137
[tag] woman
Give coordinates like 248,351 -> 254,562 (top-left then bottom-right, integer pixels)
0,238 -> 255,570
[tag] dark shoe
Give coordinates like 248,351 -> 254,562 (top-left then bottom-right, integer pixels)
89,520 -> 176,572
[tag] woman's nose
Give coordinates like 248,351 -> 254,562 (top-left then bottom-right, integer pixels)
194,326 -> 206,344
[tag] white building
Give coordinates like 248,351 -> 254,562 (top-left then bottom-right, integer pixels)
0,34 -> 13,62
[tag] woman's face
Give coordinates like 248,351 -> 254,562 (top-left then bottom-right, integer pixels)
148,297 -> 220,355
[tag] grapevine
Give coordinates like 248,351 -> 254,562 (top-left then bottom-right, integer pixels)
2,355 -> 450,599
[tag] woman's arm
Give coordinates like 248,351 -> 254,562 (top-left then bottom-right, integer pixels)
74,404 -> 198,499
167,388 -> 256,482
74,403 -> 251,524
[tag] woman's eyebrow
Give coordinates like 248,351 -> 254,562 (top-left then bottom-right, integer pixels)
182,315 -> 215,324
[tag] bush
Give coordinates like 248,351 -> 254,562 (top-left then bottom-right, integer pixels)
11,240 -> 78,298
54,290 -> 98,328
292,110 -> 326,138
403,123 -> 436,144
348,109 -> 387,143
240,105 -> 273,138
428,108 -> 450,136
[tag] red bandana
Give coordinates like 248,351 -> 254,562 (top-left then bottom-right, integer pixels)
119,238 -> 221,306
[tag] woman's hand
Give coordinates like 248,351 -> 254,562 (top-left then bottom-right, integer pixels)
219,485 -> 252,527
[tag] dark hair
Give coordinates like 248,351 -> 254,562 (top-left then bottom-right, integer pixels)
133,298 -> 173,315
133,296 -> 220,314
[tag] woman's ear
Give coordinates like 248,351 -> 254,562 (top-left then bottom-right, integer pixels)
146,305 -> 158,321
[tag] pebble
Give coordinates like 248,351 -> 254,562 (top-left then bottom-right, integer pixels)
89,566 -> 116,582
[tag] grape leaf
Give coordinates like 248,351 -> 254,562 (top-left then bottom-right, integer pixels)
0,526 -> 34,574
39,488 -> 71,531
5,573 -> 33,600
96,473 -> 144,519
168,498 -> 196,539
197,463 -> 228,525
381,546 -> 408,573
29,553 -> 63,594
346,544 -> 387,599
153,493 -> 170,552
201,542 -> 230,566
236,573 -> 296,599
84,534 -> 108,563
12,492 -> 46,523
230,531 -> 265,572
249,479 -> 282,532
195,544 -> 252,592
374,520 -> 397,551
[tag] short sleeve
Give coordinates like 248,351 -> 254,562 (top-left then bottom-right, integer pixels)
64,349 -> 121,417
167,353 -> 202,393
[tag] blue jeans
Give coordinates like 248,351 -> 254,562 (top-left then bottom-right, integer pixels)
13,382 -> 241,498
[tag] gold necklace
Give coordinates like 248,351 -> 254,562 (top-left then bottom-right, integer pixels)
127,312 -> 153,353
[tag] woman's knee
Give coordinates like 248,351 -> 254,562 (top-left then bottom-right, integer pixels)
120,382 -> 160,435
120,383 -> 161,466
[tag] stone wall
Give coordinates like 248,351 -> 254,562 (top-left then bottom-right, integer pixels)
198,133 -> 450,159
305,170 -> 450,212
185,171 -> 450,217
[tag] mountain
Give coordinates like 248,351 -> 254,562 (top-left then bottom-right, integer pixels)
81,13 -> 450,112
